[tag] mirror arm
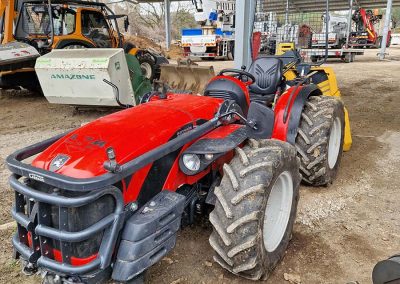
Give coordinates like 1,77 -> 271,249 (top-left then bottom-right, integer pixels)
218,111 -> 257,130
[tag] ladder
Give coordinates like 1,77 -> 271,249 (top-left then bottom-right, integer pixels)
222,40 -> 229,56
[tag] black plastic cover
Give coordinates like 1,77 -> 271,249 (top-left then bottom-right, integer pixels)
184,126 -> 247,155
112,190 -> 185,282
372,255 -> 400,284
204,78 -> 249,115
246,102 -> 275,139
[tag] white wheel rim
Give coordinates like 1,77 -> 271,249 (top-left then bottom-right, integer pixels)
141,62 -> 152,79
263,171 -> 293,253
328,117 -> 342,169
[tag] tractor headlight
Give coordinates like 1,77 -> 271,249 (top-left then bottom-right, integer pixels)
204,154 -> 214,161
182,154 -> 201,172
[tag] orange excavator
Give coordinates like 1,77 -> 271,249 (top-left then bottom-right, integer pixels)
0,0 -> 167,91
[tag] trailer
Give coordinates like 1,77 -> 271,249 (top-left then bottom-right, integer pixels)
181,28 -> 235,60
311,14 -> 349,49
392,33 -> 400,45
301,48 -> 365,63
181,0 -> 235,60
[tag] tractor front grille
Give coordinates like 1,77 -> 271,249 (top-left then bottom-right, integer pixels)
10,175 -> 124,275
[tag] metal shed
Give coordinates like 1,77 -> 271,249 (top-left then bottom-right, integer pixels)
235,0 -> 400,67
135,0 -> 399,65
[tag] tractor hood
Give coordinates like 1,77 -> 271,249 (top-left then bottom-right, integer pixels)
32,94 -> 222,178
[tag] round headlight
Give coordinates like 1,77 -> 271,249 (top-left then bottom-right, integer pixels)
204,153 -> 214,161
182,154 -> 201,172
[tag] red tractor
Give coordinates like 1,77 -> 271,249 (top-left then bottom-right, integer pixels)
7,56 -> 346,283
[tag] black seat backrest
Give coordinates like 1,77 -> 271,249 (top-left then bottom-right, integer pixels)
248,57 -> 283,95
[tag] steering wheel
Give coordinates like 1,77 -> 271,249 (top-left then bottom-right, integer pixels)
218,68 -> 256,86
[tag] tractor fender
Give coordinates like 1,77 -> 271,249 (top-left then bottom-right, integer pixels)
185,125 -> 246,155
153,53 -> 169,65
272,84 -> 322,144
112,190 -> 185,282
178,125 -> 247,176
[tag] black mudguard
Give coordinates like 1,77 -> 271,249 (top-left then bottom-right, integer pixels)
153,54 -> 169,66
286,84 -> 322,144
373,255 -> 400,284
54,39 -> 95,49
185,126 -> 247,155
112,191 -> 185,282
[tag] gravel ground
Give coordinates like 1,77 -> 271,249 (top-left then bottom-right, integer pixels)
0,47 -> 399,284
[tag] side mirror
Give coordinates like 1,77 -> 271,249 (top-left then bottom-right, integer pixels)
246,102 -> 275,139
124,17 -> 130,32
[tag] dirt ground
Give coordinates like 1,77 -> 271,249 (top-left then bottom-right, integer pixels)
124,35 -> 183,59
0,47 -> 399,284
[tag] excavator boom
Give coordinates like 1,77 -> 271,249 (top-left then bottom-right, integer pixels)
0,0 -> 16,44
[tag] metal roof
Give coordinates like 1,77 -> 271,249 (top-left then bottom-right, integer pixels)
136,0 -> 400,12
262,0 -> 400,13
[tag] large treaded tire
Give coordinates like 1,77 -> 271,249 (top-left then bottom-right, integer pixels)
138,57 -> 156,81
296,95 -> 345,186
209,139 -> 301,280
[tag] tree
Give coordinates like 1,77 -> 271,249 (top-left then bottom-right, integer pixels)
130,2 -> 197,41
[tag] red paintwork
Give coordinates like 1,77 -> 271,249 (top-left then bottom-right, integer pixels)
252,32 -> 262,60
53,249 -> 97,266
355,8 -> 391,46
28,70 -> 303,268
200,124 -> 243,139
387,30 -> 392,46
162,125 -> 244,192
32,94 -> 223,179
30,93 -> 248,205
272,85 -> 304,141
209,75 -> 251,104
359,8 -> 378,43
27,232 -> 96,266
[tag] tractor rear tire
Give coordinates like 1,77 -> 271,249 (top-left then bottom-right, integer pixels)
295,95 -> 345,186
209,139 -> 300,280
138,57 -> 156,81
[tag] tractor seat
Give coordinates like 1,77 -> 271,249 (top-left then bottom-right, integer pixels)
248,57 -> 283,103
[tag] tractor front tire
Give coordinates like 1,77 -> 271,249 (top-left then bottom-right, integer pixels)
296,95 -> 345,186
209,139 -> 300,280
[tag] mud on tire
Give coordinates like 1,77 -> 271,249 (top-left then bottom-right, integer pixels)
296,95 -> 345,186
209,139 -> 301,280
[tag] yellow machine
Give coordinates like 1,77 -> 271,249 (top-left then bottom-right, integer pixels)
0,0 -> 165,90
285,65 -> 352,151
0,0 -> 126,90
274,42 -> 352,151
275,42 -> 296,55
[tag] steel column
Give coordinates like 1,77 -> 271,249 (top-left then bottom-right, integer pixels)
164,0 -> 171,50
378,0 -> 393,60
234,0 -> 257,69
346,0 -> 354,47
